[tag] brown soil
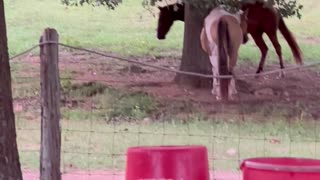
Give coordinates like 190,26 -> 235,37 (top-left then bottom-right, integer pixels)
13,51 -> 320,120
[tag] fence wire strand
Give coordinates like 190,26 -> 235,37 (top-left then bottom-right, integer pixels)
12,42 -> 320,180
11,41 -> 320,79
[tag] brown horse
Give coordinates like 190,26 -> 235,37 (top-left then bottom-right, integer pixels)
200,7 -> 248,100
156,2 -> 303,74
241,2 -> 303,73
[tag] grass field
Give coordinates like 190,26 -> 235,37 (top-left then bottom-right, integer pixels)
6,0 -> 320,174
16,116 -> 320,171
5,0 -> 320,62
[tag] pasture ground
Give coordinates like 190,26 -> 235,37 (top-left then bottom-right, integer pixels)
12,50 -> 320,179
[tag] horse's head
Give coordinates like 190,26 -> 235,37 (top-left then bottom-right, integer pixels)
238,9 -> 249,44
157,4 -> 184,40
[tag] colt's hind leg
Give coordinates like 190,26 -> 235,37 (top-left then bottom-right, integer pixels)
211,75 -> 218,95
211,70 -> 222,100
252,32 -> 268,74
228,78 -> 237,100
210,57 -> 218,96
211,69 -> 221,100
214,79 -> 221,101
267,33 -> 284,69
267,33 -> 285,78
228,68 -> 238,100
209,50 -> 222,100
228,41 -> 239,100
227,69 -> 237,100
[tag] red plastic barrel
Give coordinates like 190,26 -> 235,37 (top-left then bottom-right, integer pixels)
241,157 -> 320,180
125,145 -> 209,180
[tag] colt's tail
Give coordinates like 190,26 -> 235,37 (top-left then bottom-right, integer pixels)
217,19 -> 232,100
279,18 -> 303,65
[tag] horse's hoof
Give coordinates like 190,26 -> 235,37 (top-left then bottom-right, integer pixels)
211,89 -> 216,95
229,91 -> 238,100
256,68 -> 263,74
229,96 -> 237,101
277,71 -> 285,79
254,73 -> 261,79
229,89 -> 237,96
211,90 -> 221,101
254,69 -> 262,78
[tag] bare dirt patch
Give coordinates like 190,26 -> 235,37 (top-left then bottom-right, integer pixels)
301,36 -> 320,45
14,50 -> 320,120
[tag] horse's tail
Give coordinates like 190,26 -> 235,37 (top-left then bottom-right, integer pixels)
218,19 -> 231,100
278,18 -> 303,65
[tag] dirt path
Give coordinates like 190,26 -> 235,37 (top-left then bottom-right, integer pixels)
23,170 -> 241,180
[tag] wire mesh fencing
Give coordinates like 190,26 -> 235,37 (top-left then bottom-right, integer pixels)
11,43 -> 320,180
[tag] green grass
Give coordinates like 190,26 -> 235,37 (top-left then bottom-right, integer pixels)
61,81 -> 159,120
14,80 -> 320,171
5,0 -> 183,57
16,116 -> 320,171
5,0 -> 320,62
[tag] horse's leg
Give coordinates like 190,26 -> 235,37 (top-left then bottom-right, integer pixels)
211,60 -> 221,100
228,69 -> 237,100
266,32 -> 285,77
251,32 -> 268,74
228,45 -> 240,100
209,47 -> 221,100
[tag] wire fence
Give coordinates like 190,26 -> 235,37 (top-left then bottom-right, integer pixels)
11,42 -> 320,180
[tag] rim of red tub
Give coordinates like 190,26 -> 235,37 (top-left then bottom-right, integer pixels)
127,145 -> 207,151
240,157 -> 320,173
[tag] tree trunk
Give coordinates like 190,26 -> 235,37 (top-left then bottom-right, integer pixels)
0,0 -> 23,179
175,3 -> 212,88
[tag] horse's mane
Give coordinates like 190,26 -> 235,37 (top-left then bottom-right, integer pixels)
156,0 -> 183,8
241,0 -> 273,10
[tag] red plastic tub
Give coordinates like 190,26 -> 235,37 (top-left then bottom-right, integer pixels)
125,145 -> 209,180
241,157 -> 320,180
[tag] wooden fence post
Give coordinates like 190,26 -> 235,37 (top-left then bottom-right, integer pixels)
39,28 -> 61,180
